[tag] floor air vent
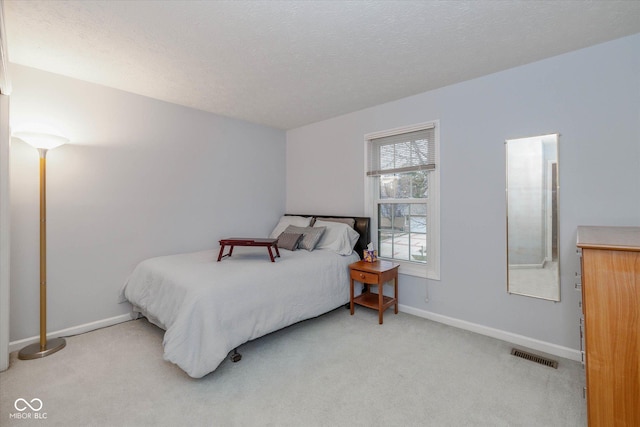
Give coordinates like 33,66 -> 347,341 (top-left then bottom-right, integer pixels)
511,348 -> 558,369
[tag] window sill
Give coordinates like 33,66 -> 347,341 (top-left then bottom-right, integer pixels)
380,258 -> 439,280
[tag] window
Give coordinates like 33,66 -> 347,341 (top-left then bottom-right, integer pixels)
365,121 -> 440,279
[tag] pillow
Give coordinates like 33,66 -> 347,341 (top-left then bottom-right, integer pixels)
283,225 -> 326,251
277,232 -> 303,251
315,217 -> 356,228
314,219 -> 360,255
269,215 -> 312,239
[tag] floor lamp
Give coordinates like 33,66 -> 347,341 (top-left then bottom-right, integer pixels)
14,132 -> 68,359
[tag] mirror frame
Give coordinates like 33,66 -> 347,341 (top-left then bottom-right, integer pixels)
506,133 -> 560,301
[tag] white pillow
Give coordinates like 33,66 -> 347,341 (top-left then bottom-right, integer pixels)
269,216 -> 312,238
314,219 -> 360,255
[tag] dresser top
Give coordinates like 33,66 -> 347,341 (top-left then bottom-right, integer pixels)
577,226 -> 640,251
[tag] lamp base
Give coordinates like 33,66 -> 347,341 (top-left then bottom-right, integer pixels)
18,337 -> 66,360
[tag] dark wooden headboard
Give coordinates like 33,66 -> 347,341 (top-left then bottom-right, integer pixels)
285,214 -> 370,258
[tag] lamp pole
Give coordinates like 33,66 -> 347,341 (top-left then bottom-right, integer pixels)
15,133 -> 67,359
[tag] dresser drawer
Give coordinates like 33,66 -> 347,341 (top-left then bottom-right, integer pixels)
350,269 -> 379,284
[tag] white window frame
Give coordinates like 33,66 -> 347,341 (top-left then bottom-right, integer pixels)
364,121 -> 440,280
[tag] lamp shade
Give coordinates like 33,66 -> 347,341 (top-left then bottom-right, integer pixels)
13,131 -> 69,150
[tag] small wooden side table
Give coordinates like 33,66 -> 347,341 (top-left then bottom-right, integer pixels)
349,260 -> 399,324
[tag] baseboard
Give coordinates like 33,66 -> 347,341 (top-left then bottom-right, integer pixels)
8,313 -> 133,354
398,304 -> 582,362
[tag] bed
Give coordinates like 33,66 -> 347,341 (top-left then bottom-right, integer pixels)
120,214 -> 370,378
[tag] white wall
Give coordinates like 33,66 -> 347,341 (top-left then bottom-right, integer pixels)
286,34 -> 640,352
9,64 -> 286,343
0,94 -> 10,369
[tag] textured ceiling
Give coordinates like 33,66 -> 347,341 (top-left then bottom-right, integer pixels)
4,0 -> 640,130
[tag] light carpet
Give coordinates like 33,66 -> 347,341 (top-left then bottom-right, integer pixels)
0,308 -> 587,426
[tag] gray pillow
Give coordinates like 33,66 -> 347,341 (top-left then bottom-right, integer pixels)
283,225 -> 326,251
277,232 -> 303,251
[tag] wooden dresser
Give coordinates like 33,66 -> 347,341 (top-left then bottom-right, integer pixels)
577,226 -> 639,426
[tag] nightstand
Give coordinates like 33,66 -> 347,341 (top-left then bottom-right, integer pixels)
349,260 -> 399,324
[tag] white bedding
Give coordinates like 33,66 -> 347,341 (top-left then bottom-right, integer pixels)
121,247 -> 358,378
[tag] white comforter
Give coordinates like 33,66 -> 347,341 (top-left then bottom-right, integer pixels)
121,247 -> 358,378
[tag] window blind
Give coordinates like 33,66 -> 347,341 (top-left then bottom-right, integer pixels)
367,125 -> 436,177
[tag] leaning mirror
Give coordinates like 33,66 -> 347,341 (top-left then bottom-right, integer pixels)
506,134 -> 559,301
